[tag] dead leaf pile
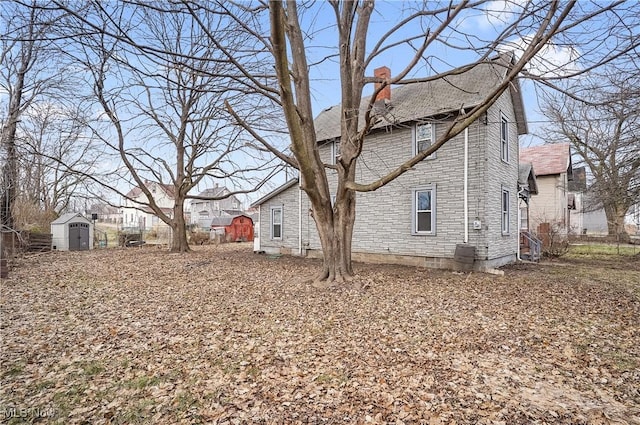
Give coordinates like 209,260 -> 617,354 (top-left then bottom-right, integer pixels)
1,244 -> 639,424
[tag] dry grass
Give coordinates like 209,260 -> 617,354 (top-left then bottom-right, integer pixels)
1,244 -> 639,424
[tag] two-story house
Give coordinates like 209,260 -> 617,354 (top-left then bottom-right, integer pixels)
189,185 -> 243,230
121,180 -> 174,230
519,143 -> 573,235
252,54 -> 528,271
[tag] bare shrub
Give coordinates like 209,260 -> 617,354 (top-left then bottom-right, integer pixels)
189,231 -> 210,245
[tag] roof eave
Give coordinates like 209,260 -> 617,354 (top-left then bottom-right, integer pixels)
250,178 -> 300,207
510,77 -> 528,135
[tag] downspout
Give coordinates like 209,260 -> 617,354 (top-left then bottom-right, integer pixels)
463,127 -> 469,243
517,188 -> 525,261
298,180 -> 302,256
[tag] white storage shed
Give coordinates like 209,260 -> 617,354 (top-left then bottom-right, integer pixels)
51,213 -> 94,251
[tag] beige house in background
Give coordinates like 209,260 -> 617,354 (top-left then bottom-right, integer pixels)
519,143 -> 573,235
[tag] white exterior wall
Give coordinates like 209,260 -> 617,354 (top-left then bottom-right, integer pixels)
51,222 -> 67,250
258,90 -> 521,269
528,174 -> 569,235
122,183 -> 174,230
570,193 -> 608,235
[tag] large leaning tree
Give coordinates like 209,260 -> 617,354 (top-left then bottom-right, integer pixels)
52,1 -> 282,252
202,0 -> 638,284
540,70 -> 640,240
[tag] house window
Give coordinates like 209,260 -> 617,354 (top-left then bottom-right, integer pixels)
500,113 -> 509,162
502,187 -> 510,235
519,206 -> 528,230
414,122 -> 435,159
412,186 -> 436,235
331,140 -> 341,165
271,206 -> 283,239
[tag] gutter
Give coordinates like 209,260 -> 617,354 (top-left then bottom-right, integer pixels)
464,127 -> 469,243
298,181 -> 302,256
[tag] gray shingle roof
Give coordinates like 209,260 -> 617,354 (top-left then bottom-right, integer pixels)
250,179 -> 299,207
210,214 -> 253,227
51,213 -> 89,225
314,53 -> 527,142
518,163 -> 539,195
196,187 -> 227,198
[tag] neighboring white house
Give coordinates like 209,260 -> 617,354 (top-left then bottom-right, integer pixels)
121,181 -> 174,230
51,213 -> 94,251
189,185 -> 243,230
252,54 -> 528,271
568,166 -> 609,235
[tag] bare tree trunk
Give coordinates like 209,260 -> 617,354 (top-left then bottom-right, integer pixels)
309,160 -> 358,286
604,202 -> 629,241
170,197 -> 190,252
1,47 -> 29,230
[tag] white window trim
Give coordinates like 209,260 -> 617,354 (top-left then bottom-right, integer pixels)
500,112 -> 509,163
411,186 -> 436,235
501,187 -> 510,235
270,206 -> 283,240
413,122 -> 436,159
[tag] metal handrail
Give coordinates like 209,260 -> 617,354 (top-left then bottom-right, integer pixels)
521,230 -> 542,261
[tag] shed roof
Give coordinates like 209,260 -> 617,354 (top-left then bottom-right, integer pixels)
314,53 -> 527,142
519,143 -> 572,177
51,213 -> 90,225
210,214 -> 253,227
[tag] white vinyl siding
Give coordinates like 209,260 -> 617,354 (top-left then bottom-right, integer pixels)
412,186 -> 436,235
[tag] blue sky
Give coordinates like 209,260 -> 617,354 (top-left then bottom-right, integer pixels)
298,1 -> 574,150
242,0 -> 596,204
1,1 -> 598,208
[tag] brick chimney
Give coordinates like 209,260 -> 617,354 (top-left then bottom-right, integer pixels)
374,66 -> 391,102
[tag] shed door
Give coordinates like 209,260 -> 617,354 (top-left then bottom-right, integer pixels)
69,223 -> 90,251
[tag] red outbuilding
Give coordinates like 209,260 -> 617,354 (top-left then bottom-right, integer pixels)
210,214 -> 254,242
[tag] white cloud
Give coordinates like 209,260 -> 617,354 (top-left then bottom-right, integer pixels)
458,0 -> 529,31
500,35 -> 581,78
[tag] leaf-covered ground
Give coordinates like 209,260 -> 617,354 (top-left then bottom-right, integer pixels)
1,244 -> 639,424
